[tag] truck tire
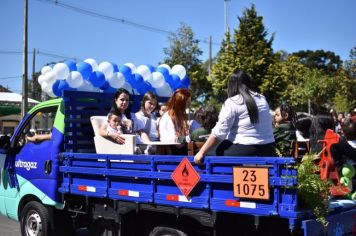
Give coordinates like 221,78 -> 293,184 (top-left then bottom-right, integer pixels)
20,201 -> 50,236
149,226 -> 188,236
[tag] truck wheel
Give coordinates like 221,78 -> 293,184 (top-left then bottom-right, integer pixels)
149,226 -> 188,236
20,201 -> 50,236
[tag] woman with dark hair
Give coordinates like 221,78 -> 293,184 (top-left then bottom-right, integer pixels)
194,69 -> 275,164
309,113 -> 335,153
99,88 -> 132,144
109,88 -> 132,120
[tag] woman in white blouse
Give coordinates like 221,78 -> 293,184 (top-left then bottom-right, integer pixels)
158,88 -> 191,154
131,91 -> 159,143
194,69 -> 275,164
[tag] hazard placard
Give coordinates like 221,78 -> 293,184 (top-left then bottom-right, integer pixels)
171,157 -> 200,197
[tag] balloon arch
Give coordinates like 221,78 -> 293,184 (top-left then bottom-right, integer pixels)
39,59 -> 191,98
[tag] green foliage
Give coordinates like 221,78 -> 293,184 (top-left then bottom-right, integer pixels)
292,50 -> 342,75
210,4 -> 274,101
261,55 -> 308,108
209,31 -> 235,102
163,22 -> 211,106
297,154 -> 331,226
233,4 -> 274,90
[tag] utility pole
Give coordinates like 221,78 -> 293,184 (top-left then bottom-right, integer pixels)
208,36 -> 212,75
224,0 -> 231,34
32,48 -> 36,99
21,0 -> 28,118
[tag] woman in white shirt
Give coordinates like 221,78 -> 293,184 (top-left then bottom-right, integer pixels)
131,91 -> 159,143
158,89 -> 191,154
194,69 -> 275,164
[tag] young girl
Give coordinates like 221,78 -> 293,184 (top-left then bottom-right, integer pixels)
132,91 -> 159,143
273,102 -> 297,156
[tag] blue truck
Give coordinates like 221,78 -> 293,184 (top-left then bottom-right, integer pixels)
0,90 -> 355,236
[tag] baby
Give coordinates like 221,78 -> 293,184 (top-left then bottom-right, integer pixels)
107,111 -> 133,135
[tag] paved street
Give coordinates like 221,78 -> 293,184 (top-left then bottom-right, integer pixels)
0,214 -> 21,236
0,214 -> 91,236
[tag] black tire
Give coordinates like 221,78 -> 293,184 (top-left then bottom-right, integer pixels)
149,226 -> 188,236
20,201 -> 50,236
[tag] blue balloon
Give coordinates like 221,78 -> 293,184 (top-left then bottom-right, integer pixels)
145,81 -> 155,93
146,64 -> 156,73
172,74 -> 180,85
100,80 -> 110,90
64,60 -> 77,72
137,84 -> 148,95
89,71 -> 106,88
112,63 -> 119,72
119,65 -> 134,85
103,85 -> 116,93
52,80 -> 71,97
156,67 -> 170,79
119,65 -> 132,77
132,74 -> 143,89
77,62 -> 92,79
181,75 -> 191,86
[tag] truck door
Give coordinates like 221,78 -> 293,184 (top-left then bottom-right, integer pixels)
0,103 -> 63,220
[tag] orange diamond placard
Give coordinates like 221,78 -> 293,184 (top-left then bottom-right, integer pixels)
171,157 -> 200,197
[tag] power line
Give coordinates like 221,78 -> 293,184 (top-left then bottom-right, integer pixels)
0,49 -> 80,61
0,76 -> 22,80
34,0 -> 220,46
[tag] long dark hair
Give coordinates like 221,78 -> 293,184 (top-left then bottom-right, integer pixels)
227,69 -> 258,124
110,88 -> 131,119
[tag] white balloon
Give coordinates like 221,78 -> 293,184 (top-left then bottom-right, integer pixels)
151,72 -> 165,88
108,72 -> 125,88
67,71 -> 84,88
41,81 -> 51,93
84,58 -> 99,71
78,80 -> 94,92
98,61 -> 114,78
171,64 -> 186,80
53,62 -> 70,80
46,89 -> 57,98
156,82 -> 173,97
121,82 -> 133,94
41,66 -> 52,75
38,74 -> 45,85
158,64 -> 172,74
136,65 -> 151,81
44,71 -> 56,84
124,62 -> 137,73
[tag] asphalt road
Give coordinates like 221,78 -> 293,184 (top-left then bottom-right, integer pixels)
0,214 -> 91,236
0,214 -> 21,236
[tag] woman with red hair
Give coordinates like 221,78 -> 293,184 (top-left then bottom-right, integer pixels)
158,88 -> 191,154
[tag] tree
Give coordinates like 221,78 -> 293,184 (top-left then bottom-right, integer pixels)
210,4 -> 274,100
209,30 -> 236,102
162,22 -> 211,106
261,54 -> 308,109
292,50 -> 342,75
233,4 -> 274,90
344,47 -> 356,79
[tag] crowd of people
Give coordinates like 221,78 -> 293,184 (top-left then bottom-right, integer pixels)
95,69 -> 355,169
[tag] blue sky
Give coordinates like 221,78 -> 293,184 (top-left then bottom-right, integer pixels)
1,0 -> 355,94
